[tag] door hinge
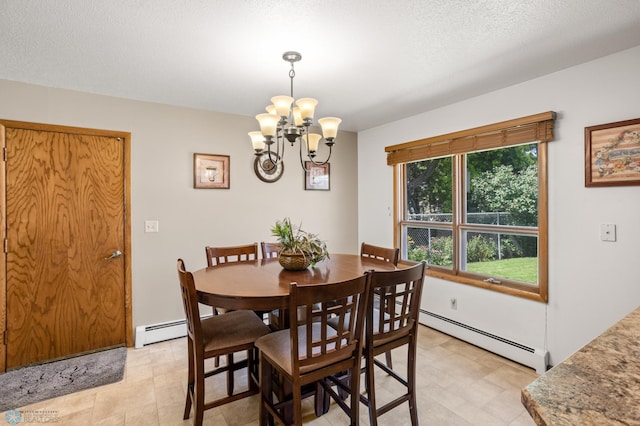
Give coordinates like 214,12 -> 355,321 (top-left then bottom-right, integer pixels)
3,330 -> 6,345
2,146 -> 6,162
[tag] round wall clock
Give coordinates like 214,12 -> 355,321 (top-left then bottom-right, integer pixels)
254,152 -> 284,183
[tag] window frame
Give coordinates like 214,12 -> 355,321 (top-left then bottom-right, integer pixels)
387,112 -> 555,303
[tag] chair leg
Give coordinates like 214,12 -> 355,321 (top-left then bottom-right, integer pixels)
332,369 -> 349,401
293,383 -> 303,426
194,357 -> 206,426
184,387 -> 193,420
385,350 -> 393,369
349,365 -> 361,426
259,354 -> 273,426
314,381 -> 329,417
323,382 -> 331,414
183,341 -> 195,420
408,341 -> 418,425
213,308 -> 221,368
366,354 -> 378,426
227,353 -> 235,396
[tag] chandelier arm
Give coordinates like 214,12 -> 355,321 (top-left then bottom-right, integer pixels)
298,149 -> 331,170
278,136 -> 285,161
299,139 -> 313,171
308,146 -> 332,167
274,128 -> 285,159
264,133 -> 285,168
298,136 -> 332,170
264,146 -> 277,167
260,150 -> 277,172
263,150 -> 279,170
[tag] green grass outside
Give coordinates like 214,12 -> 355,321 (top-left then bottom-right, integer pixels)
466,257 -> 537,284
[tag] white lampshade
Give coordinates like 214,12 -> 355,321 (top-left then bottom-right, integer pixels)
265,105 -> 277,115
306,133 -> 322,152
248,131 -> 265,151
292,107 -> 303,126
295,98 -> 318,120
271,95 -> 294,118
256,113 -> 280,137
318,117 -> 342,140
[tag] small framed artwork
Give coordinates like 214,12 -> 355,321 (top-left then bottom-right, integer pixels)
194,153 -> 230,189
585,118 -> 640,187
304,162 -> 330,190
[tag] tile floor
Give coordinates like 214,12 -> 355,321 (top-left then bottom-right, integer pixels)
2,326 -> 538,425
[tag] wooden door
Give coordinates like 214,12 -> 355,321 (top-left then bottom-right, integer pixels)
1,121 -> 132,370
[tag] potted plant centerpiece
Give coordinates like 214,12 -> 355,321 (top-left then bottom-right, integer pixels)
271,218 -> 329,270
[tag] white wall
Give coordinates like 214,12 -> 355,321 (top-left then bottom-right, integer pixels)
0,82 -> 359,329
358,45 -> 640,365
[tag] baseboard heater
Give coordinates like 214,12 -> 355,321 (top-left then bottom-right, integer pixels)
134,315 -> 211,349
420,309 -> 548,374
137,311 -> 548,373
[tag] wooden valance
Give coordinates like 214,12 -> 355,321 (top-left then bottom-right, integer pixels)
386,111 -> 556,165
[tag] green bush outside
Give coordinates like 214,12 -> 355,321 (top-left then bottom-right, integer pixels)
408,236 -> 453,266
466,235 -> 496,262
407,235 -> 536,283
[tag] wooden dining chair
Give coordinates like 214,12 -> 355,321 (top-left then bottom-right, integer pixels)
360,242 -> 400,368
176,259 -> 270,426
206,243 -> 259,268
361,242 -> 400,266
205,243 -> 262,365
255,272 -> 372,426
260,241 -> 283,259
360,261 -> 426,425
204,243 -> 259,317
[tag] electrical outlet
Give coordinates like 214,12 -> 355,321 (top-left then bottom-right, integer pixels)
144,220 -> 159,233
600,223 -> 616,242
450,298 -> 457,310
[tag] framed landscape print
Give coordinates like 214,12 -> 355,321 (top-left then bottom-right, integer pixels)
194,153 -> 230,189
585,118 -> 640,187
304,162 -> 330,190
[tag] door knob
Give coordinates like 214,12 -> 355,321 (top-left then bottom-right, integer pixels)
104,250 -> 122,261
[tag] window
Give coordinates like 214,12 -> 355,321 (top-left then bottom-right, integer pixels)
387,112 -> 556,302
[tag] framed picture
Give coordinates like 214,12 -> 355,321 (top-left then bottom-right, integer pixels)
304,162 -> 330,190
585,118 -> 640,187
194,153 -> 230,189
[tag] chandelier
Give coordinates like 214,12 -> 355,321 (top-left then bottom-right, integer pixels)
248,51 -> 341,173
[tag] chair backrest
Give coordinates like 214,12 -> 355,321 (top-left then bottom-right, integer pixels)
368,261 -> 426,346
261,242 -> 283,259
177,259 -> 202,345
289,272 -> 372,375
361,242 -> 400,266
205,243 -> 259,267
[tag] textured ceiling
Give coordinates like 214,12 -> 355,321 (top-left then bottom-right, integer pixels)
1,0 -> 640,132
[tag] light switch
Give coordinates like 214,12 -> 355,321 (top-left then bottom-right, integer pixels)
145,220 -> 159,233
600,223 -> 616,242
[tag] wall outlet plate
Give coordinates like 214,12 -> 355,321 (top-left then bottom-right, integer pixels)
600,223 -> 616,242
145,220 -> 159,233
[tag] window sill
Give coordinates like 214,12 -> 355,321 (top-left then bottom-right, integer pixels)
426,268 -> 547,303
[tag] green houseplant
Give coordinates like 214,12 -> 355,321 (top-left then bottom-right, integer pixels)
271,218 -> 329,270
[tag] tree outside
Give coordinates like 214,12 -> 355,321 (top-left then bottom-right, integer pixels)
406,143 -> 539,281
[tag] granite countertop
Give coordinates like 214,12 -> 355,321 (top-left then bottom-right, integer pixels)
522,306 -> 640,425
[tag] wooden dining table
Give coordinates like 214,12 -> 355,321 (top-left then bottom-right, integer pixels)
193,253 -> 397,314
